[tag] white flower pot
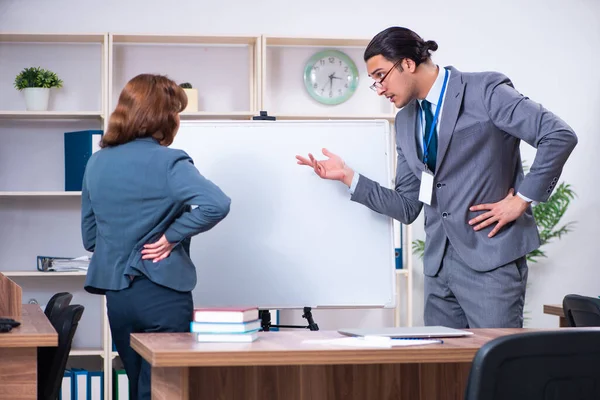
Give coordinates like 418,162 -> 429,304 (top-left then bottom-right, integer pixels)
182,88 -> 198,112
22,88 -> 50,111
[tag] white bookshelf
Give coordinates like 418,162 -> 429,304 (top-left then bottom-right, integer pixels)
0,111 -> 103,120
0,191 -> 82,196
2,271 -> 87,277
108,34 -> 261,120
260,35 -> 396,119
0,31 -> 111,397
179,111 -> 256,120
70,348 -> 105,357
0,31 -> 413,400
261,35 -> 410,328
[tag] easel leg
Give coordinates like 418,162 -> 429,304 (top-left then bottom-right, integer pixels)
258,307 -> 319,331
302,307 -> 319,331
259,309 -> 271,331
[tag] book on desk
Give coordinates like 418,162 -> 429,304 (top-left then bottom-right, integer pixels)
191,307 -> 260,343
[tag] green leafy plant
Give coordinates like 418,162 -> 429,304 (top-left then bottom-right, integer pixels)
14,67 -> 63,90
179,82 -> 192,89
526,182 -> 576,262
412,182 -> 576,263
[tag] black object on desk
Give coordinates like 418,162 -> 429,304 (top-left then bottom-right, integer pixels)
0,317 -> 20,333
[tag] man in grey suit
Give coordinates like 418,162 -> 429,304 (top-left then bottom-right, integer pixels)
297,26 -> 577,328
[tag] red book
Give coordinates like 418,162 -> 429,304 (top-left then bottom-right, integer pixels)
193,307 -> 259,323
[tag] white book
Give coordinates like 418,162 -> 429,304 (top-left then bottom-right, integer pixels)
190,319 -> 261,333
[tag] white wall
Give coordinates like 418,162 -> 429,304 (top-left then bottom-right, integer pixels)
1,0 -> 599,329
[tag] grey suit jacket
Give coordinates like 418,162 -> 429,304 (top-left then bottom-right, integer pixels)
81,137 -> 231,294
351,66 -> 577,276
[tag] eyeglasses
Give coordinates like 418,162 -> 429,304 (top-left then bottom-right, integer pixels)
369,59 -> 403,92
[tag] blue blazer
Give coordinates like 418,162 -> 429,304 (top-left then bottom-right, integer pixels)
81,137 -> 231,294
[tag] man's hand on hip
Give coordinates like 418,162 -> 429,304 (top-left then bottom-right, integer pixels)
296,148 -> 355,187
468,189 -> 530,238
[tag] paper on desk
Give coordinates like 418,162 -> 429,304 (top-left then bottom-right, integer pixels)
302,336 -> 442,348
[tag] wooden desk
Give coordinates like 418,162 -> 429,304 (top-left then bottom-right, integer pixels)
131,328 -> 528,400
543,304 -> 568,327
0,304 -> 58,400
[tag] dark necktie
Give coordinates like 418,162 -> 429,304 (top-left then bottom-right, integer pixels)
421,99 -> 437,173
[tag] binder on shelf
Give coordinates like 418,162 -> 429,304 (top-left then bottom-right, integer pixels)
395,248 -> 402,269
59,370 -> 72,400
113,369 -> 129,400
64,129 -> 103,191
87,370 -> 104,400
71,368 -> 88,400
395,223 -> 403,269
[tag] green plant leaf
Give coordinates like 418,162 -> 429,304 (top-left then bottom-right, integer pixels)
14,67 -> 63,90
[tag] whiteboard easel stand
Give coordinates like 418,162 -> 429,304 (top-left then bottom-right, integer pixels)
259,307 -> 320,331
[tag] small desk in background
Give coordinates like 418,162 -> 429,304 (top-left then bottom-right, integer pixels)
543,304 -> 568,327
131,328 -> 529,400
0,304 -> 58,400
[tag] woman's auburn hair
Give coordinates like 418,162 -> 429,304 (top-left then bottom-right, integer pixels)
101,73 -> 188,148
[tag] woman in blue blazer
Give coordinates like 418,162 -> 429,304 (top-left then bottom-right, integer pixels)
80,73 -> 231,399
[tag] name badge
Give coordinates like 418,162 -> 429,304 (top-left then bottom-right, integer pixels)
419,170 -> 434,205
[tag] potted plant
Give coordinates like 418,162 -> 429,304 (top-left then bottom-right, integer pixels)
179,82 -> 198,112
14,67 -> 63,111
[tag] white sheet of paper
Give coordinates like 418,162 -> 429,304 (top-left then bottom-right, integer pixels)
419,170 -> 434,205
302,337 -> 442,348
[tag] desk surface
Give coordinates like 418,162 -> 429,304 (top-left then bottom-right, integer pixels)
131,328 -> 529,368
0,304 -> 57,348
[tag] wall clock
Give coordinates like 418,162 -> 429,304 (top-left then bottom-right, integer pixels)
303,49 -> 359,105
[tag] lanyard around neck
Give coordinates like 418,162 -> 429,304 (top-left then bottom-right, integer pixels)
419,68 -> 449,169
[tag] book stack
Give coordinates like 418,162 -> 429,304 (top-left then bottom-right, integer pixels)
190,307 -> 260,342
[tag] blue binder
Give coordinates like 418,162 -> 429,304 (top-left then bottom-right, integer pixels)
395,224 -> 403,269
71,368 -> 88,399
87,370 -> 104,400
59,370 -> 72,400
64,130 -> 103,191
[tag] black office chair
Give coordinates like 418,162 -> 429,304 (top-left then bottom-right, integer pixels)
563,294 -> 600,327
43,292 -> 73,322
37,304 -> 84,400
464,330 -> 600,400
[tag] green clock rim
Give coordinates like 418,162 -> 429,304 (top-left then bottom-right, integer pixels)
303,49 -> 360,106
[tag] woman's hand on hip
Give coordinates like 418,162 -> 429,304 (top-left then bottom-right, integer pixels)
141,234 -> 175,263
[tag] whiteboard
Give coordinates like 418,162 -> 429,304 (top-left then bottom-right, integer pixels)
170,120 -> 395,309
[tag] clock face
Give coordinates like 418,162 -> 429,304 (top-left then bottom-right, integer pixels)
303,50 -> 359,105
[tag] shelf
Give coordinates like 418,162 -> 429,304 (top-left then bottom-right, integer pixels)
70,348 -> 104,357
0,191 -> 81,196
179,111 -> 255,120
0,111 -> 103,120
110,34 -> 260,118
264,36 -> 371,47
0,33 -> 106,43
262,37 -> 394,117
271,114 -> 395,121
111,351 -> 119,358
2,271 -> 87,277
112,34 -> 259,46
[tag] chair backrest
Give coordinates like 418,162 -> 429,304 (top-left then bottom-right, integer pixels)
563,294 -> 600,327
38,304 -> 84,400
464,330 -> 600,400
43,292 -> 73,322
